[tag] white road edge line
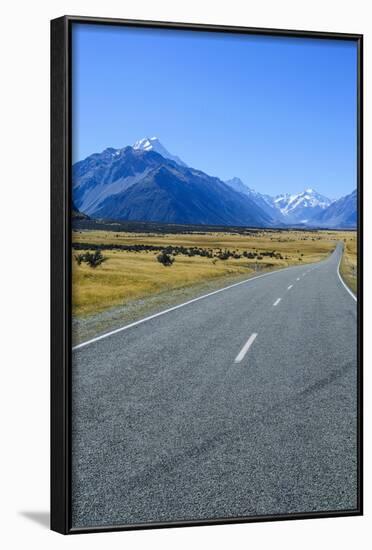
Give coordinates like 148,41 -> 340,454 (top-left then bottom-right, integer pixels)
234,333 -> 258,364
73,265 -> 298,351
287,285 -> 293,290
273,298 -> 281,306
337,250 -> 357,302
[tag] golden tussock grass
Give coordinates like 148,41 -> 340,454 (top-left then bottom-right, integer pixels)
72,229 -> 353,317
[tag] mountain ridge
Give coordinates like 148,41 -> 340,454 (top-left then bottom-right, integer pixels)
309,189 -> 357,228
73,143 -> 273,227
273,188 -> 333,223
73,138 -> 356,229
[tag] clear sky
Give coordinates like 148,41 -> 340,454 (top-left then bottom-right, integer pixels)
72,23 -> 357,199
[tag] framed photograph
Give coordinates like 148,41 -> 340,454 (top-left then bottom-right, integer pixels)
51,15 -> 363,534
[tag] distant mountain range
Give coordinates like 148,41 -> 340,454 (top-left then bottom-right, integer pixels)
309,189 -> 357,228
72,137 -> 357,229
273,189 -> 333,223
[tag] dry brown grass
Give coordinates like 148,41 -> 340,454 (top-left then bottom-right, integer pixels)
72,229 -> 349,317
340,233 -> 357,294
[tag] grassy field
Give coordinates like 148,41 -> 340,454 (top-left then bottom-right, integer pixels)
340,233 -> 357,294
72,228 -> 353,318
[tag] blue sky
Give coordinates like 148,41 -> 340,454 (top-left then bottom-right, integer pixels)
72,24 -> 357,198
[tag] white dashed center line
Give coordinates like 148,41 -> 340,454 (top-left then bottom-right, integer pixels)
273,298 -> 281,306
234,333 -> 258,364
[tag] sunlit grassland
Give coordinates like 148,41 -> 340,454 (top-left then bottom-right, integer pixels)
72,229 -> 349,317
340,232 -> 357,294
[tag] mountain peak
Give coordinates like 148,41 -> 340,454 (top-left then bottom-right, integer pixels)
132,136 -> 187,167
226,177 -> 249,188
133,136 -> 160,151
274,188 -> 332,222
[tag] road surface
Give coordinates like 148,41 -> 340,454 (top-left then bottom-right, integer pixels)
71,243 -> 358,528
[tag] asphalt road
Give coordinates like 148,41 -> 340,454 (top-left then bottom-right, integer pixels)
71,243 -> 358,528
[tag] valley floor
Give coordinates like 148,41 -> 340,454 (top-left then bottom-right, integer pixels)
71,227 -> 357,345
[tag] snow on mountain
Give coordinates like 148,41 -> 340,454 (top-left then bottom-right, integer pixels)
73,137 -> 354,228
222,177 -> 342,226
133,137 -> 187,167
73,137 -> 187,215
224,182 -> 335,225
273,188 -> 333,222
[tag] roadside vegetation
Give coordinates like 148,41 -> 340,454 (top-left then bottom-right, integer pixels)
340,233 -> 357,294
72,228 -> 355,317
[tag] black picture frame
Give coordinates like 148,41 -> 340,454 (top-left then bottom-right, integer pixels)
51,15 -> 363,535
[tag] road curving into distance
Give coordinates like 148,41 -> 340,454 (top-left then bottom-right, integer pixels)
71,242 -> 358,528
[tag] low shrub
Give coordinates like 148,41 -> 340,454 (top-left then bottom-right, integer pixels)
157,251 -> 175,266
74,250 -> 107,268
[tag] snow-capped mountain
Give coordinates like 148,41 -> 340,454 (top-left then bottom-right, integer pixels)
274,188 -> 333,223
73,137 -> 355,229
72,143 -> 273,227
133,137 -> 187,167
